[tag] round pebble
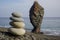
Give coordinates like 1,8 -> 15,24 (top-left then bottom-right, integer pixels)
9,28 -> 26,35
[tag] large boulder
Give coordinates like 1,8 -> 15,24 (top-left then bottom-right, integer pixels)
29,1 -> 44,33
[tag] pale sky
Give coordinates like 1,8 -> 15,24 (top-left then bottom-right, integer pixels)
0,0 -> 60,17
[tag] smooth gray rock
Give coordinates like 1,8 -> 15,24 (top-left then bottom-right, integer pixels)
8,28 -> 26,36
9,21 -> 25,28
12,12 -> 21,18
10,17 -> 24,22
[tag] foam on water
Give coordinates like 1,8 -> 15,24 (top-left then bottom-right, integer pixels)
41,29 -> 60,36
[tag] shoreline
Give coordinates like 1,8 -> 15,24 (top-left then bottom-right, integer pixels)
0,27 -> 60,36
0,27 -> 60,40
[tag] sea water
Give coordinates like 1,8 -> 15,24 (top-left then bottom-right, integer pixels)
0,17 -> 60,36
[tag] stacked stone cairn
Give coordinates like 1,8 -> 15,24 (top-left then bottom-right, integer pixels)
9,12 -> 26,36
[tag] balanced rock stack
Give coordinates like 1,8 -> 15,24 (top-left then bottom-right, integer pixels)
9,12 -> 26,36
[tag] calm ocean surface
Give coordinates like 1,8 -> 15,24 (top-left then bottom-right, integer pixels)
0,17 -> 60,36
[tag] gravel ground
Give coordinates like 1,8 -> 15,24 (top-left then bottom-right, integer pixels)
0,27 -> 60,40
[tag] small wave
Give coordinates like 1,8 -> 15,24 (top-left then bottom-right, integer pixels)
41,29 -> 60,36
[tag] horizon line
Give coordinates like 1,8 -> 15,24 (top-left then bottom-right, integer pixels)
0,17 -> 60,18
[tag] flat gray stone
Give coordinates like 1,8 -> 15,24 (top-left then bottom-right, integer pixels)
10,17 -> 24,22
9,21 -> 25,28
12,12 -> 21,18
8,28 -> 26,36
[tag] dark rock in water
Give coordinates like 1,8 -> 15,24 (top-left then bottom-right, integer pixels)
29,1 -> 44,33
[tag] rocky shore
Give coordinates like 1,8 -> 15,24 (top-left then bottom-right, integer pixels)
0,27 -> 60,40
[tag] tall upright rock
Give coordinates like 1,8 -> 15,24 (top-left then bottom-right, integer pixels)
29,1 -> 44,33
